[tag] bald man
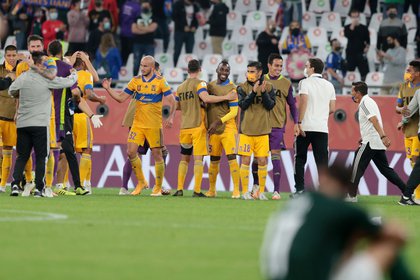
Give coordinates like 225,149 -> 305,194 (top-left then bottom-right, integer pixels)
102,56 -> 177,196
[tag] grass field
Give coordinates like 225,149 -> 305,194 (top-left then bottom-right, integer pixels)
0,189 -> 419,280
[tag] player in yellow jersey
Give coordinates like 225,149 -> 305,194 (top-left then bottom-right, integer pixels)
172,59 -> 236,197
206,60 -> 240,198
72,55 -> 106,194
102,56 -> 176,196
397,60 -> 420,202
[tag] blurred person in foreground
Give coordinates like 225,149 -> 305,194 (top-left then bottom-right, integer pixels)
260,162 -> 416,280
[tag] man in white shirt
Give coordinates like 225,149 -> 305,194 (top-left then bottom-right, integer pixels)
293,58 -> 336,197
349,81 -> 407,204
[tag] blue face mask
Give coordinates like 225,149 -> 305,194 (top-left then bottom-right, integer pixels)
351,96 -> 357,103
104,22 -> 111,30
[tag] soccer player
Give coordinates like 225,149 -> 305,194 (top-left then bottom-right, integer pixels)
237,61 -> 276,200
396,60 -> 420,202
73,54 -> 106,194
173,59 -> 236,197
0,45 -> 18,193
350,82 -> 406,203
102,56 -> 176,196
206,60 -> 240,198
251,53 -> 299,200
261,162 -> 415,280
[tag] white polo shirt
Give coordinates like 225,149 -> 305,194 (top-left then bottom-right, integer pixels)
358,95 -> 386,150
299,73 -> 336,133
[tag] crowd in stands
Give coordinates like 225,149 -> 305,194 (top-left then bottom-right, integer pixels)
0,0 -> 419,94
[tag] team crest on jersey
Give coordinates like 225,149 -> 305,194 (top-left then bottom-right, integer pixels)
137,85 -> 142,91
151,85 -> 156,91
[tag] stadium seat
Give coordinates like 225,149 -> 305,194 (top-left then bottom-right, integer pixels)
125,53 -> 135,77
406,45 -> 415,63
368,28 -> 377,47
333,0 -> 352,17
154,39 -> 164,54
4,36 -> 16,48
195,38 -> 213,58
365,71 -> 384,95
408,29 -> 416,44
199,68 -> 210,82
308,0 -> 331,13
164,67 -> 184,84
316,43 -> 332,62
259,0 -> 278,15
235,71 -> 247,84
177,53 -> 199,69
227,11 -> 243,31
319,12 -> 342,32
224,0 -> 233,10
343,71 -> 361,87
195,27 -> 205,41
280,27 -> 289,46
245,11 -> 267,32
403,13 -> 417,30
228,54 -> 248,75
302,12 -> 317,31
368,13 -> 383,32
231,25 -> 254,45
0,50 -> 4,65
307,27 -> 328,47
330,28 -> 348,48
118,66 -> 133,83
222,39 -> 238,58
344,13 -> 367,26
241,40 -> 258,61
155,53 -> 174,70
234,0 -> 257,14
202,54 -> 223,73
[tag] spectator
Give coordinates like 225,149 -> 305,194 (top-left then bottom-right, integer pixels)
131,0 -> 157,76
280,21 -> 311,54
29,7 -> 46,37
325,39 -> 345,94
67,0 -> 90,53
42,7 -> 66,50
377,5 -> 407,51
172,0 -> 199,67
7,0 -> 30,50
283,0 -> 303,27
87,15 -> 112,58
378,36 -> 406,95
344,9 -> 370,81
120,0 -> 141,65
256,19 -> 280,74
88,0 -> 119,28
383,0 -> 404,18
94,33 -> 122,80
89,0 -> 114,32
207,0 -> 229,55
152,0 -> 172,53
350,0 -> 378,14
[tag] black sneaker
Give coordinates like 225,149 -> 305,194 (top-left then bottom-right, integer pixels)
398,196 -> 419,206
34,189 -> 43,198
10,185 -> 20,197
289,190 -> 305,199
193,192 -> 206,197
173,190 -> 183,196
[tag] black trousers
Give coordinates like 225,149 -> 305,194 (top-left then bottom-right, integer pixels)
60,133 -> 82,189
346,53 -> 370,81
294,132 -> 329,191
12,127 -> 49,191
350,142 -> 406,197
404,134 -> 420,197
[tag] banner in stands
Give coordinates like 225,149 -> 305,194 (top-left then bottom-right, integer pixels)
90,145 -> 411,196
23,0 -> 71,8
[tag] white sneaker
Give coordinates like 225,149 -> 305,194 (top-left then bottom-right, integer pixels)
22,181 -> 35,197
0,186 -> 6,193
119,188 -> 130,195
272,191 -> 281,200
258,193 -> 269,201
43,188 -> 54,198
242,192 -> 254,200
345,195 -> 358,203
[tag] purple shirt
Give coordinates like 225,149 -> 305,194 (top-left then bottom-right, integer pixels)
120,0 -> 141,37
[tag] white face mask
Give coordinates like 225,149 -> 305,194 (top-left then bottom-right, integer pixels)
303,68 -> 308,78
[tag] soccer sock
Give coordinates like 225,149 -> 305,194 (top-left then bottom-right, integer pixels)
79,153 -> 91,186
64,166 -> 69,186
155,160 -> 165,189
53,150 -> 59,176
240,164 -> 250,194
122,158 -> 132,190
208,160 -> 220,193
229,159 -> 240,194
86,155 -> 92,184
272,154 -> 281,193
0,154 -> 3,182
177,160 -> 188,191
258,165 -> 268,193
0,150 -> 12,187
251,159 -> 259,186
193,160 -> 203,193
24,156 -> 33,182
45,153 -> 54,187
130,155 -> 146,186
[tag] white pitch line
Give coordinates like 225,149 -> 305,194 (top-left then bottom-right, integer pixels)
0,209 -> 68,222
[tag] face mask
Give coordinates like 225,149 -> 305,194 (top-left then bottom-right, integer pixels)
389,13 -> 397,19
247,72 -> 258,83
104,22 -> 111,30
404,72 -> 413,82
142,8 -> 150,14
50,12 -> 58,20
351,96 -> 357,103
291,28 -> 300,36
95,2 -> 102,8
388,43 -> 395,48
303,68 -> 308,78
334,46 -> 342,52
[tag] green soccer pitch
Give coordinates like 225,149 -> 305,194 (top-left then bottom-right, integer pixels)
0,189 -> 419,280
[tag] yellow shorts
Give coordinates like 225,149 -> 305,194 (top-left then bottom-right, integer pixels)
237,134 -> 269,158
128,125 -> 163,148
49,116 -> 57,149
209,129 -> 237,156
179,126 -> 208,156
404,136 -> 420,159
73,113 -> 93,152
0,120 -> 17,147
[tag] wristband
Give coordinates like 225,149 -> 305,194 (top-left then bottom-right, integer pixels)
89,114 -> 94,119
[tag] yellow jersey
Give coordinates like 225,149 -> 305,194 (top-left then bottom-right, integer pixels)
16,57 -> 57,77
124,74 -> 172,129
77,70 -> 94,99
